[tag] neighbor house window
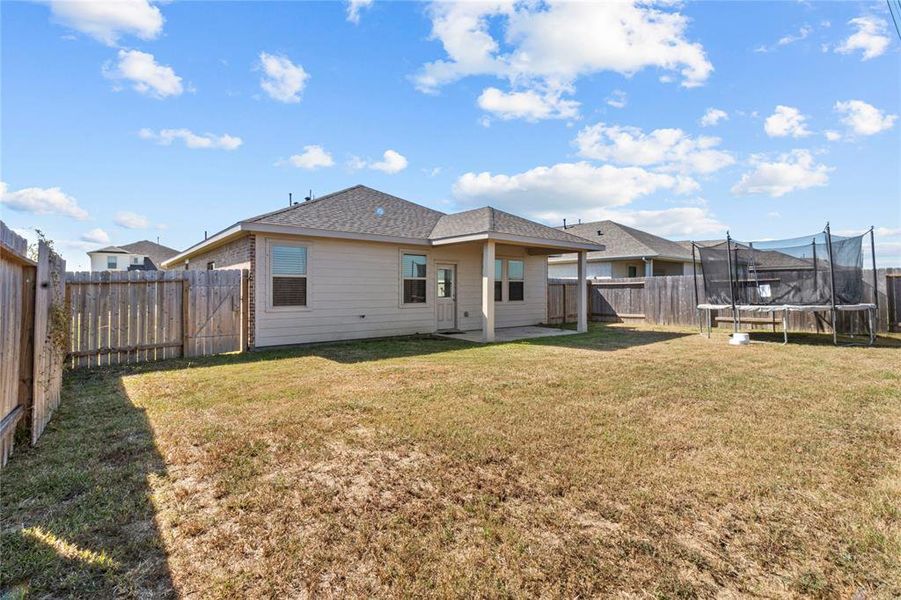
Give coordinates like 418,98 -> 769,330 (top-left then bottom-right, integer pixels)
494,259 -> 503,301
271,244 -> 307,307
131,256 -> 140,265
207,261 -> 216,270
402,253 -> 427,304
107,256 -> 117,269
507,260 -> 524,301
628,266 -> 638,278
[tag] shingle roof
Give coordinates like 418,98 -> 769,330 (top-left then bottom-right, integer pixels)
429,206 -> 594,245
247,185 -> 445,239
91,246 -> 131,254
557,221 -> 692,261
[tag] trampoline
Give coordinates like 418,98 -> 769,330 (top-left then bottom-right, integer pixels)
691,224 -> 878,345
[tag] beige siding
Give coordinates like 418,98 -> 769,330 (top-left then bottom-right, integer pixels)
253,235 -> 548,347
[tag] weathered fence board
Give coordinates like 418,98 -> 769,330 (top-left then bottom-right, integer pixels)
549,269 -> 900,334
31,241 -> 67,444
65,269 -> 246,367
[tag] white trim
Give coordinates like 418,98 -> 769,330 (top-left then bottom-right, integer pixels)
435,262 -> 458,331
398,248 -> 431,309
264,238 -> 312,313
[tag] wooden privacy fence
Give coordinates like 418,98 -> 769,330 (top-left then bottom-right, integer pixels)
66,269 -> 248,368
549,270 -> 901,333
1,222 -> 66,466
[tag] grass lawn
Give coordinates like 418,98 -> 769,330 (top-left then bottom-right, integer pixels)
2,323 -> 900,598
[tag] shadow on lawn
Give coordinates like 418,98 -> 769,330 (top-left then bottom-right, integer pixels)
522,324 -> 693,351
741,330 -> 901,348
0,373 -> 176,598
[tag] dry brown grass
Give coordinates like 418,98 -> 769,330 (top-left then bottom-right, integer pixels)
3,323 -> 900,598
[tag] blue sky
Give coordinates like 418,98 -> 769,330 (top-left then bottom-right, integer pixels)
2,0 -> 899,270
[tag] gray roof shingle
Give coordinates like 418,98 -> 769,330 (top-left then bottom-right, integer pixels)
247,185 -> 445,239
556,220 -> 692,261
429,206 -> 594,245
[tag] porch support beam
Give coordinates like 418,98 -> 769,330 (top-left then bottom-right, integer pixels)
481,240 -> 496,342
644,258 -> 654,277
577,251 -> 588,333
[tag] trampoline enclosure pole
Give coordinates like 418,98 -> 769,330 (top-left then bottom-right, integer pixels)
726,231 -> 738,333
825,223 -> 838,345
870,227 -> 879,329
691,243 -> 700,333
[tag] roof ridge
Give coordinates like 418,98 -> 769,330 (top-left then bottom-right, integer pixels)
244,184 -> 368,224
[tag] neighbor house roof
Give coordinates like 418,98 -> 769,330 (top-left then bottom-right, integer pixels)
163,185 -> 601,267
550,220 -> 693,263
90,240 -> 180,269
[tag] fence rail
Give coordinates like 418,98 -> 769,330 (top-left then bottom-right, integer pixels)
66,269 -> 246,368
549,269 -> 900,334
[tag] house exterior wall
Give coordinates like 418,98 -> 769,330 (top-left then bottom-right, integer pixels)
549,258 -> 689,279
182,236 -> 254,271
253,234 -> 547,348
89,252 -> 144,271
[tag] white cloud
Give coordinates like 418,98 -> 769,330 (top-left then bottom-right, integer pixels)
582,206 -> 726,237
764,105 -> 811,138
834,100 -> 897,136
138,128 -> 242,150
80,228 -> 110,244
346,0 -> 373,24
104,49 -> 183,98
370,149 -> 408,174
731,150 -> 831,197
755,25 -> 812,53
453,161 -> 697,222
283,145 -> 335,170
114,211 -> 150,229
258,52 -> 308,103
477,86 -> 579,121
0,181 -> 89,220
606,89 -> 627,109
699,108 -> 728,127
835,16 -> 891,60
47,0 -> 163,46
415,1 -> 712,121
574,123 -> 734,175
824,130 -> 842,142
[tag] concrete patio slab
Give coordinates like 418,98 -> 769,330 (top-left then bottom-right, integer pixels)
434,325 -> 578,343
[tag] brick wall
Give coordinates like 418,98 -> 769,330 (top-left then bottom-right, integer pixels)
185,234 -> 256,349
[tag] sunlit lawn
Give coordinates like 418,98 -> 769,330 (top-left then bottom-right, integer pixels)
2,323 -> 899,598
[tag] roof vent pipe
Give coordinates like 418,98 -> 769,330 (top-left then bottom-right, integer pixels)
204,231 -> 208,240
563,218 -> 567,229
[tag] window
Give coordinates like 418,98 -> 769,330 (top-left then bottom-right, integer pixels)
494,259 -> 503,301
271,244 -> 307,307
107,256 -> 117,269
402,253 -> 427,304
207,261 -> 216,271
437,268 -> 453,299
628,265 -> 638,278
507,260 -> 524,301
131,256 -> 140,265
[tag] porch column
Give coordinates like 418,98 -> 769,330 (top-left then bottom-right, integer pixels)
577,251 -> 588,333
481,240 -> 496,342
644,258 -> 654,277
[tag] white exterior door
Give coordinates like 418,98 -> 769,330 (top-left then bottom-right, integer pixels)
436,264 -> 457,330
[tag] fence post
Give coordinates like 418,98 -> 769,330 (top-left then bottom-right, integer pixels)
182,272 -> 190,358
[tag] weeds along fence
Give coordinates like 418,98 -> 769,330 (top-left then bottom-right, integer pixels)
1,222 -> 66,466
548,270 -> 900,334
66,269 -> 248,368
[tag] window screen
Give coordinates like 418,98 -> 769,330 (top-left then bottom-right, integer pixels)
508,260 -> 524,301
402,254 -> 427,304
271,244 -> 307,307
494,259 -> 503,301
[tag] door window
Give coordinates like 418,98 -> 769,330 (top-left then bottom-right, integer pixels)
437,268 -> 453,298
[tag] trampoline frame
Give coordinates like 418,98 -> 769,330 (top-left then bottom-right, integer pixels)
692,224 -> 879,346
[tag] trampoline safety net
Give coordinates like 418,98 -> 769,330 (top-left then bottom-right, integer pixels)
697,230 -> 865,306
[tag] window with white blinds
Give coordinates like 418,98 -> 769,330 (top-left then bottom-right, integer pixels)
271,244 -> 308,307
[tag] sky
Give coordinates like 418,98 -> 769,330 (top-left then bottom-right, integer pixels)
1,0 -> 899,270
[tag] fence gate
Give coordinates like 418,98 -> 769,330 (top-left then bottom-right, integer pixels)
183,270 -> 243,357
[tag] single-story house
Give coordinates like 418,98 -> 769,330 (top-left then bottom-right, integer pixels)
548,220 -> 695,279
87,240 -> 179,271
161,185 -> 601,347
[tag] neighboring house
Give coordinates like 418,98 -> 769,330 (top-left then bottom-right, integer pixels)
88,240 -> 179,271
161,185 -> 600,348
548,221 -> 695,279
